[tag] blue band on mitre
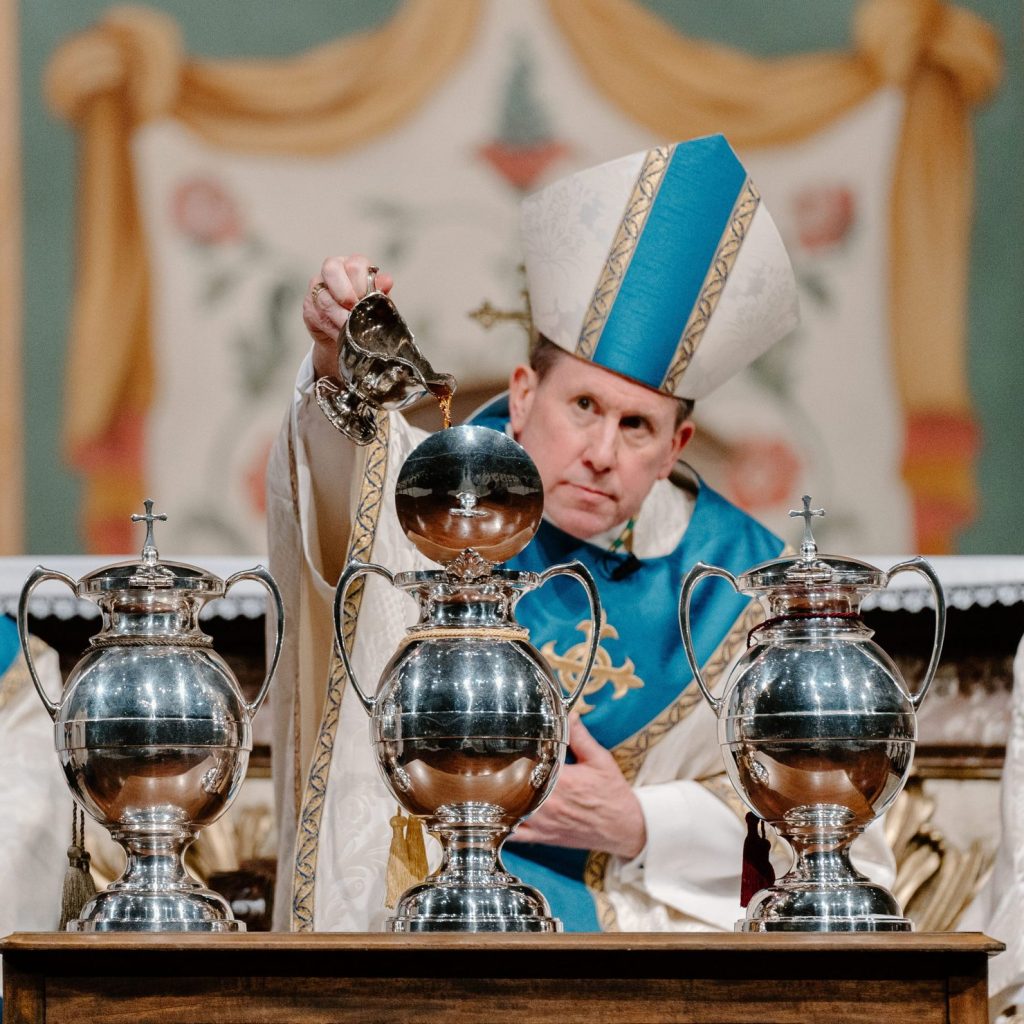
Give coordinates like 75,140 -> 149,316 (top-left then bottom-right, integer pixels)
584,136 -> 747,391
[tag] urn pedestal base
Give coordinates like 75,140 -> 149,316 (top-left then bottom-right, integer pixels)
67,840 -> 244,933
386,813 -> 562,933
387,881 -> 561,933
68,889 -> 244,933
739,878 -> 911,933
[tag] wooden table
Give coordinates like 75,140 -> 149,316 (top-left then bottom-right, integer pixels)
1,931 -> 1003,1024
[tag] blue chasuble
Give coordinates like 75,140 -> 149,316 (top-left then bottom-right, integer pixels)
0,614 -> 20,680
0,616 -> 21,1022
471,400 -> 783,930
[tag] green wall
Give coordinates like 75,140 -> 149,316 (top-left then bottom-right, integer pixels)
19,0 -> 1023,552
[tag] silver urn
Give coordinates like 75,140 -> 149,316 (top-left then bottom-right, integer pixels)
335,425 -> 601,932
678,497 -> 946,932
17,501 -> 284,932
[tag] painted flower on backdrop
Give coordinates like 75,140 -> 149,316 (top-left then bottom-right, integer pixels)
730,185 -> 858,536
789,183 -> 857,310
727,438 -> 802,514
172,177 -> 243,246
793,184 -> 855,253
242,437 -> 274,518
164,175 -> 306,549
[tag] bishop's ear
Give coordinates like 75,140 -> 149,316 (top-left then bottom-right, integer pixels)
658,419 -> 696,479
507,364 -> 538,435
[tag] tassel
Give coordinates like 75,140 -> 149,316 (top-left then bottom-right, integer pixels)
740,811 -> 775,908
384,807 -> 429,909
59,804 -> 97,929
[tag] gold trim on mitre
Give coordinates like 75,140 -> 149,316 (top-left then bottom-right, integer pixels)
662,178 -> 760,395
576,145 -> 674,361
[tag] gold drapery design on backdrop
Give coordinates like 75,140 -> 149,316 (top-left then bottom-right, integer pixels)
46,0 -> 1000,552
45,0 -> 481,551
547,0 -> 1001,551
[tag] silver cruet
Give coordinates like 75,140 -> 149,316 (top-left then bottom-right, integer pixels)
314,266 -> 457,445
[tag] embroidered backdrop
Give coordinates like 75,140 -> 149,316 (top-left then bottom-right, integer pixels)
46,0 -> 1001,555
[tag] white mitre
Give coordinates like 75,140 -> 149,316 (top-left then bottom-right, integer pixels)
520,134 -> 799,400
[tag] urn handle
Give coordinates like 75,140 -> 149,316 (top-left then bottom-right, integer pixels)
883,557 -> 947,709
537,560 -> 602,712
678,562 -> 740,716
17,566 -> 78,722
334,558 -> 396,715
223,566 -> 285,718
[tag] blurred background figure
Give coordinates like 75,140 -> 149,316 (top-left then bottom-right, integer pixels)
0,616 -> 73,937
961,632 -> 1024,1020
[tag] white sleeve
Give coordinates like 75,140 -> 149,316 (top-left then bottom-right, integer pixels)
289,348 -> 361,592
294,347 -> 316,398
268,353 -> 431,929
612,777 -> 897,931
268,350 -> 359,927
623,779 -> 748,930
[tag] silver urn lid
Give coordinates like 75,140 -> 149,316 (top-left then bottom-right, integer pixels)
75,500 -> 225,603
735,495 -> 886,597
394,424 -> 543,568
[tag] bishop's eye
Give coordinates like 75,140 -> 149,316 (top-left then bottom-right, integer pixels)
621,415 -> 651,432
575,396 -> 593,411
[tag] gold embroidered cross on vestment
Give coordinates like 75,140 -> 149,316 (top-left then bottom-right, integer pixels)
541,617 -> 644,715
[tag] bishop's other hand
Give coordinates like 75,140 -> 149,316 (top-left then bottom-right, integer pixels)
509,713 -> 647,861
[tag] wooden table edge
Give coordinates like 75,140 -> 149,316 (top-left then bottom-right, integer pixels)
0,930 -> 1005,955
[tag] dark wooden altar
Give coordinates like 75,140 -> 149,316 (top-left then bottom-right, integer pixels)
1,931 -> 1002,1024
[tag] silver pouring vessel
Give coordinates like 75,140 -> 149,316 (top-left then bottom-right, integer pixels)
678,496 -> 946,932
314,266 -> 456,445
335,425 -> 602,931
17,501 -> 284,932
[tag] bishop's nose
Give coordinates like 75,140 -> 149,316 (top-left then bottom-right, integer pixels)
582,419 -> 619,472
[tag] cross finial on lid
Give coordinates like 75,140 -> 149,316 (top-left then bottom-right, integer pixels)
788,495 -> 825,560
131,499 -> 168,564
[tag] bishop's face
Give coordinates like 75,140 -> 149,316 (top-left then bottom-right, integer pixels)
508,352 -> 693,541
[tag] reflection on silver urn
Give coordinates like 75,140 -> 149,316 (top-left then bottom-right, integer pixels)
335,425 -> 601,931
679,496 -> 946,932
17,501 -> 284,931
